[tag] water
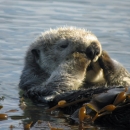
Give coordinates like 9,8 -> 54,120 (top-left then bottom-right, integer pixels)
0,0 -> 130,129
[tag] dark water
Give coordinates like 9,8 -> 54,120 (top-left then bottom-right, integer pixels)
0,0 -> 130,129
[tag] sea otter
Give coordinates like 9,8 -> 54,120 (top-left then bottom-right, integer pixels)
19,27 -> 130,102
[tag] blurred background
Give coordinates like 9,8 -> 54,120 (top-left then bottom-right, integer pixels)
0,0 -> 130,129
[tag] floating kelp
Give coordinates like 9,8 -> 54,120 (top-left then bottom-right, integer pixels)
48,86 -> 130,129
24,121 -> 33,130
0,113 -> 8,120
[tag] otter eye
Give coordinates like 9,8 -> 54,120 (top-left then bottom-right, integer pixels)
58,39 -> 69,49
60,44 -> 68,48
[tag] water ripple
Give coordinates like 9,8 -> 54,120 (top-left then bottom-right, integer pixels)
0,0 -> 130,129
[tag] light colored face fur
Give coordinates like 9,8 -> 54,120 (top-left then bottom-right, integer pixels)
27,27 -> 102,75
86,61 -> 106,85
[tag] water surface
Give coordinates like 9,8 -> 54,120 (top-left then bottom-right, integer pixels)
0,0 -> 130,129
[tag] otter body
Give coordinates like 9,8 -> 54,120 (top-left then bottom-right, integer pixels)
19,27 -> 130,101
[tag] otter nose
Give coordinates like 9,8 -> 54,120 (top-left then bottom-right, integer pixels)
85,42 -> 100,60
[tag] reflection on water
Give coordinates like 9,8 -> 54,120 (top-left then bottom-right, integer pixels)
0,0 -> 130,129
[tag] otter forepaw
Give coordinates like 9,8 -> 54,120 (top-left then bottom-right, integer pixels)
40,95 -> 57,103
72,52 -> 91,71
26,89 -> 41,102
25,88 -> 60,103
98,50 -> 110,69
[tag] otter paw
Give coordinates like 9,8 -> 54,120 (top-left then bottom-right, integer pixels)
72,52 -> 90,72
98,50 -> 111,69
25,88 -> 60,103
26,90 -> 41,102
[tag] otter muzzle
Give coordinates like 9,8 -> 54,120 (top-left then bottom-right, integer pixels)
85,42 -> 100,62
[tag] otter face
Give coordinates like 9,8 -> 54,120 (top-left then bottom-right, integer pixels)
30,27 -> 102,75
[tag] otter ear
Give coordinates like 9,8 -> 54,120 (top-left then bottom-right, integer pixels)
31,49 -> 40,60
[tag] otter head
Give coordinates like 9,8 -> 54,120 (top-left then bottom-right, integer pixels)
28,27 -> 102,75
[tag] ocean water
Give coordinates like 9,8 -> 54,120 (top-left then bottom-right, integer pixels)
0,0 -> 130,129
